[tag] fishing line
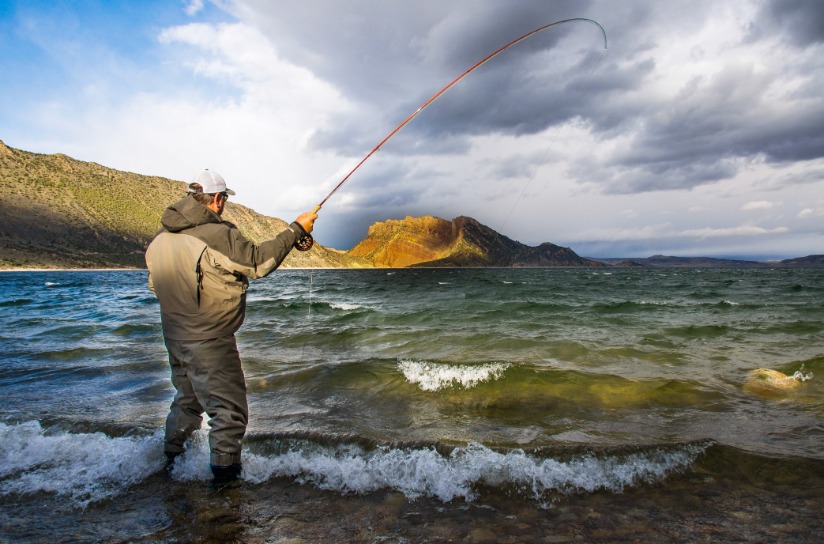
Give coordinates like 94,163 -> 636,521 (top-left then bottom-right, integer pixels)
497,47 -> 608,234
308,269 -> 314,318
300,269 -> 314,361
292,17 -> 607,251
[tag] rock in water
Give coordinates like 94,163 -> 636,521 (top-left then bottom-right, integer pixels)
744,368 -> 802,397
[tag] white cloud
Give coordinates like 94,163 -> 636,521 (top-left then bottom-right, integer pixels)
797,207 -> 824,219
185,0 -> 204,17
742,200 -> 775,211
574,223 -> 674,242
681,225 -> 789,238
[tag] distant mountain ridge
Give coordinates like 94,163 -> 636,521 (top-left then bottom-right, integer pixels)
597,255 -> 824,268
779,255 -> 824,267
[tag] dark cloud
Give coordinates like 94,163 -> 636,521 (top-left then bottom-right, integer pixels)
758,0 -> 824,47
579,159 -> 740,195
420,1 -> 598,73
754,116 -> 824,163
626,84 -> 824,170
588,35 -> 824,194
238,0 -> 824,202
310,39 -> 619,157
241,0 -> 608,155
488,155 -> 540,180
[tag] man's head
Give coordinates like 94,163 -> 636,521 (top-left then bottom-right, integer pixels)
188,169 -> 235,215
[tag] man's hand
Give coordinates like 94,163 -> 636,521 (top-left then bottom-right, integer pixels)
295,211 -> 318,234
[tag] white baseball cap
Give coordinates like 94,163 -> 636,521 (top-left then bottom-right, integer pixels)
189,169 -> 235,195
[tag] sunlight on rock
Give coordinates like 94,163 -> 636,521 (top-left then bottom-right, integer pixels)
744,369 -> 805,398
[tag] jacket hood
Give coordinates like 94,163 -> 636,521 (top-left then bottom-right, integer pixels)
161,195 -> 222,233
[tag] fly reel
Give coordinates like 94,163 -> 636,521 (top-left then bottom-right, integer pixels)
295,233 -> 314,251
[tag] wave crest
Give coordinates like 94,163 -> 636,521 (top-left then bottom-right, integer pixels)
243,439 -> 709,503
0,421 -> 163,508
397,360 -> 510,391
0,421 -> 711,507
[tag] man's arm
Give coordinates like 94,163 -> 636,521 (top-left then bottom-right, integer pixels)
200,210 -> 318,279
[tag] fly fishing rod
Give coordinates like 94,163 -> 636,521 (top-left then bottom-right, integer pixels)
294,17 -> 607,251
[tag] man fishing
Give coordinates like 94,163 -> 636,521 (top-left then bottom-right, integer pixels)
142,17 -> 603,487
146,169 -> 317,485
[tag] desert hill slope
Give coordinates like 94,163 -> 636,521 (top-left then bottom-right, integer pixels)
349,215 -> 604,268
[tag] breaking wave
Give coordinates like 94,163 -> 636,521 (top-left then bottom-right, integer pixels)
397,359 -> 511,391
243,436 -> 709,503
0,421 -> 163,508
0,421 -> 710,508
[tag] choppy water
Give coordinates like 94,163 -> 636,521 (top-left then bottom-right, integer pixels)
1,268 -> 823,542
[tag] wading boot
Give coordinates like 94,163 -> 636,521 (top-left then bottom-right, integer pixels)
165,451 -> 181,473
211,463 -> 242,488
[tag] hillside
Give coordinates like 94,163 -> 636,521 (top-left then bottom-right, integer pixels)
0,140 -> 366,269
780,254 -> 824,267
628,255 -> 767,268
349,215 -> 604,268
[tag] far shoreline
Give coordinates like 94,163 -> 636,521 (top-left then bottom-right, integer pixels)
4,256 -> 814,271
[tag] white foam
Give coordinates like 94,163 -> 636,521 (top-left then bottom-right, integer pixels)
243,441 -> 707,502
167,430 -> 214,481
792,365 -> 814,382
0,421 -> 164,508
329,301 -> 368,311
0,421 -> 709,506
397,360 -> 510,391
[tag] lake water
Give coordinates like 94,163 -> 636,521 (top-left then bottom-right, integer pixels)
1,268 -> 822,542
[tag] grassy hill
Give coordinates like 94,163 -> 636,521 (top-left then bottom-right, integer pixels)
0,140 -> 366,269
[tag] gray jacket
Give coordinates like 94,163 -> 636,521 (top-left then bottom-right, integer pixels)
146,195 -> 304,340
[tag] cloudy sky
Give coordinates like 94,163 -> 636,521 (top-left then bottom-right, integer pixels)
2,0 -> 823,259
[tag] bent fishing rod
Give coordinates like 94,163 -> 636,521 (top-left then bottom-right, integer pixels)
294,17 -> 607,251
